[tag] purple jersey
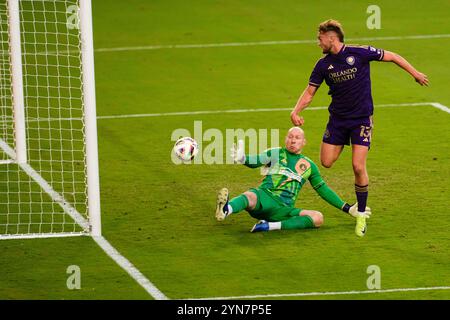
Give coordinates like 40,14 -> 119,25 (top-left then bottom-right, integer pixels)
309,44 -> 384,118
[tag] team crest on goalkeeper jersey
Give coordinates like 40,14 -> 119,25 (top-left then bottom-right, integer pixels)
295,158 -> 311,175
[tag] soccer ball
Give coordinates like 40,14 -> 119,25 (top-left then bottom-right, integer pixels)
173,137 -> 199,162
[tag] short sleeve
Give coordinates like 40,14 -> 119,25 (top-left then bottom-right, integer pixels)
363,45 -> 384,62
308,60 -> 324,87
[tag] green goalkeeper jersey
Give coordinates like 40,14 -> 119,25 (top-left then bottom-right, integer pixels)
245,147 -> 345,210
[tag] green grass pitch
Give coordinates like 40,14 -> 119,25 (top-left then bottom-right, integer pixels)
0,0 -> 449,299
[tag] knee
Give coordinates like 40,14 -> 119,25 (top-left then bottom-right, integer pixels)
321,159 -> 334,168
243,191 -> 257,210
352,163 -> 366,176
311,211 -> 324,228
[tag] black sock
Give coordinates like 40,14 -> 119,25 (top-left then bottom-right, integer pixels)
355,184 -> 369,212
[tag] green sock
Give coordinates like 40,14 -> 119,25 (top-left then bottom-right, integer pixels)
281,215 -> 315,230
229,194 -> 249,214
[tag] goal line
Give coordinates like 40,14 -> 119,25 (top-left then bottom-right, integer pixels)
192,285 -> 450,300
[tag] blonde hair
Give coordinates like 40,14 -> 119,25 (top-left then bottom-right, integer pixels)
318,19 -> 344,42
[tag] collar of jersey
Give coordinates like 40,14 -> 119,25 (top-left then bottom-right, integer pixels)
330,44 -> 346,57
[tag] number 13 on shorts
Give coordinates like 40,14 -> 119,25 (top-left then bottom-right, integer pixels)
359,125 -> 372,142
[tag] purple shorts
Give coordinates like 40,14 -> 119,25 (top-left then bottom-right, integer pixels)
322,115 -> 373,147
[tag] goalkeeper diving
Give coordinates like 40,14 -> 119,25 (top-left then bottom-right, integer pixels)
216,127 -> 371,236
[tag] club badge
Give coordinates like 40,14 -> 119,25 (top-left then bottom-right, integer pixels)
346,56 -> 355,65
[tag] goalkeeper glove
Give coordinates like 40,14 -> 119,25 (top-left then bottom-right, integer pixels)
230,139 -> 245,164
343,202 -> 372,218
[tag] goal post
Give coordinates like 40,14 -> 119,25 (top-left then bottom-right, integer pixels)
0,0 -> 101,239
79,0 -> 101,237
8,0 -> 27,165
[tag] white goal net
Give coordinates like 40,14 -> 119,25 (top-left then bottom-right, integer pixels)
0,0 -> 100,239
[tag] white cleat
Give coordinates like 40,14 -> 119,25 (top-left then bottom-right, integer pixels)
215,188 -> 229,221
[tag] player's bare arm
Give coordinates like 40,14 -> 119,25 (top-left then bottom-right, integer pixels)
382,50 -> 429,86
290,84 -> 318,126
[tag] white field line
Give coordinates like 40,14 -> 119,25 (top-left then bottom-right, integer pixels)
93,236 -> 168,300
95,101 -> 436,121
0,159 -> 15,164
1,33 -> 449,56
430,102 -> 450,114
192,286 -> 450,300
12,102 -> 440,123
0,32 -> 446,68
0,232 -> 88,240
0,139 -> 90,231
94,33 -> 450,53
0,139 -> 167,300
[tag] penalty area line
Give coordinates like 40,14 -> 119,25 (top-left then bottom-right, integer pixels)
429,102 -> 450,114
96,102 -> 437,120
191,286 -> 450,300
94,33 -> 450,53
20,102 -> 448,123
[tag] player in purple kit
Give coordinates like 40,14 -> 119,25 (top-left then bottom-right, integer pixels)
290,19 -> 428,236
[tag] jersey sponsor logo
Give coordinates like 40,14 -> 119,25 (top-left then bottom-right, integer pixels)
328,64 -> 334,70
261,160 -> 303,183
328,67 -> 358,83
346,56 -> 355,65
279,168 -> 303,182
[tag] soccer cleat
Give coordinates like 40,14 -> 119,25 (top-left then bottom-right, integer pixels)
355,215 -> 367,237
348,202 -> 372,218
250,220 -> 269,233
215,188 -> 230,221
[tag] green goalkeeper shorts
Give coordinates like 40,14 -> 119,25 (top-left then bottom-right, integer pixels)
247,188 -> 301,222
